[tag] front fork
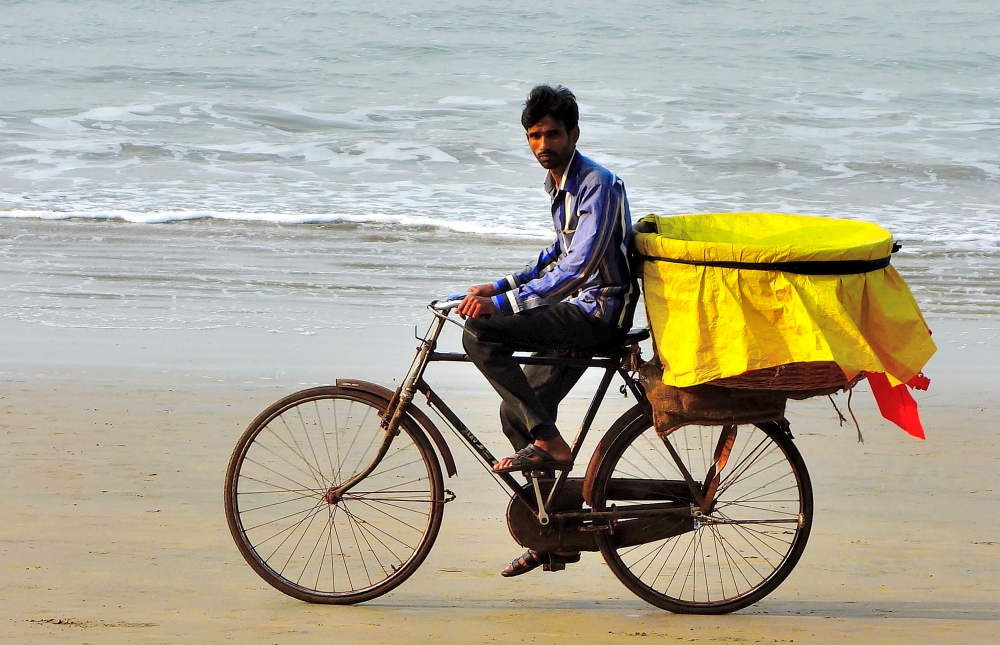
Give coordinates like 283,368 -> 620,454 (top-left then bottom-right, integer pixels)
324,312 -> 446,502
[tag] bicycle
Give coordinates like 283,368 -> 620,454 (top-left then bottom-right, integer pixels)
224,299 -> 813,614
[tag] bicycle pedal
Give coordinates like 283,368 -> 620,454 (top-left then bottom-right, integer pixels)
543,561 -> 565,572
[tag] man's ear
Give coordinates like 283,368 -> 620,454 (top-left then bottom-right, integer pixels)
569,126 -> 580,146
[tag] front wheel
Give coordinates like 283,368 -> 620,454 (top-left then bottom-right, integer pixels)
224,386 -> 445,604
591,413 -> 813,614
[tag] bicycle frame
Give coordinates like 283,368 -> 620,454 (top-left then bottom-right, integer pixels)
226,300 -> 813,612
330,300 -> 649,515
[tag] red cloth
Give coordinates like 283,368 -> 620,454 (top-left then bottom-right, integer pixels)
907,372 -> 930,391
867,372 -> 926,439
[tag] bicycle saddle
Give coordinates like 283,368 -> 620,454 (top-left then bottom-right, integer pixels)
591,327 -> 650,357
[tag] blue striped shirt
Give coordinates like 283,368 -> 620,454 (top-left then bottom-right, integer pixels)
490,151 -> 637,328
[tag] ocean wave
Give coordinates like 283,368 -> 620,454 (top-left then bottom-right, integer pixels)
0,208 -> 554,238
437,96 -> 508,108
894,232 -> 1000,250
4,208 -> 1000,253
32,104 -> 197,134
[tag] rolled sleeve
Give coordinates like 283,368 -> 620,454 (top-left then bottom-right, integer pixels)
491,292 -> 518,315
492,277 -> 513,294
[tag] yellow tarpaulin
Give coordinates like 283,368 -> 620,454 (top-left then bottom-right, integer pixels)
635,213 -> 936,388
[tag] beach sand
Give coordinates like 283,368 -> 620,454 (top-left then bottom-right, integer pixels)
1,315 -> 998,644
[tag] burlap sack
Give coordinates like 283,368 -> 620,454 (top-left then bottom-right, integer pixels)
638,358 -> 787,437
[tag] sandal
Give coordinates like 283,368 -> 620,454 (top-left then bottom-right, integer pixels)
501,549 -> 581,577
501,549 -> 545,577
493,444 -> 573,474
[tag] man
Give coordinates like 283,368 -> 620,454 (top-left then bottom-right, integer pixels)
456,85 -> 637,577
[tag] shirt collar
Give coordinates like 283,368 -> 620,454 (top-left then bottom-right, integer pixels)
544,149 -> 579,197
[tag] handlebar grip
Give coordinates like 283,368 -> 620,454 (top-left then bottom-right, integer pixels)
430,299 -> 463,311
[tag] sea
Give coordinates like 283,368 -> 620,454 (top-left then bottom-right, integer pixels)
2,0 -> 1000,334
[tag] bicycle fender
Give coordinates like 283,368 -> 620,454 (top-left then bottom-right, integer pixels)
581,404 -> 648,506
336,378 -> 458,478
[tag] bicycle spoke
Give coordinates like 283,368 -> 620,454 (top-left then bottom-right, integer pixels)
717,509 -> 787,562
707,525 -> 765,584
245,498 -> 324,534
364,455 -> 426,479
241,490 -> 321,513
279,500 -> 324,578
709,522 -> 727,600
717,523 -> 745,596
341,495 -> 430,517
315,400 -> 338,488
346,496 -> 426,534
314,506 -> 335,591
296,407 -> 329,488
351,476 -> 430,495
340,402 -> 377,478
343,499 -> 395,577
259,500 -> 326,562
343,505 -> 407,565
243,455 -> 323,496
714,501 -> 800,518
237,473 -> 319,496
658,530 -> 698,595
719,481 -> 800,507
294,507 -> 335,587
329,505 -> 354,590
331,399 -> 343,485
341,499 -> 373,586
717,455 -> 789,500
277,415 -> 327,489
715,439 -> 776,497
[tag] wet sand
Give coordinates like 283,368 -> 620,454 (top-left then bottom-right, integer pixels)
1,316 -> 998,644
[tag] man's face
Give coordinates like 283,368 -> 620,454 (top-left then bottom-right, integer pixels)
525,114 -> 580,173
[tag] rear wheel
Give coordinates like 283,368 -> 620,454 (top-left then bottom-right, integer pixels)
224,386 -> 444,604
592,412 -> 812,613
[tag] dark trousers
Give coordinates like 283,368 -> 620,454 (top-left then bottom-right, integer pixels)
462,303 -> 619,451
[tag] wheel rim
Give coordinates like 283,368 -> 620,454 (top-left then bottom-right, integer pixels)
599,421 -> 811,609
230,393 -> 439,598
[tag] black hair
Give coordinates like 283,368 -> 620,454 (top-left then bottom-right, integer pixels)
521,85 -> 579,132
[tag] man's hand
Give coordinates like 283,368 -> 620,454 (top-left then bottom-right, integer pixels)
455,294 -> 497,319
466,283 -> 498,297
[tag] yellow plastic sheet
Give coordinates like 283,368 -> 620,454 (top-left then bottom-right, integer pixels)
635,213 -> 936,388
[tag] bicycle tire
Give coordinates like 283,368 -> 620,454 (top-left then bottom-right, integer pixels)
224,385 -> 445,604
591,411 -> 813,614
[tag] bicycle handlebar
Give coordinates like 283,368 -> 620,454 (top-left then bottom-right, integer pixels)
430,298 -> 463,312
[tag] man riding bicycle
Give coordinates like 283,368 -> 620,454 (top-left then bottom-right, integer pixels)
455,85 -> 638,577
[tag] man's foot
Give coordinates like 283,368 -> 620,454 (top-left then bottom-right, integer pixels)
500,550 -> 581,577
494,434 -> 572,472
534,434 -> 572,463
492,444 -> 572,474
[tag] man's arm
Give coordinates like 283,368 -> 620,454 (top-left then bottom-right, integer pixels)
456,240 -> 562,319
492,177 -> 625,315
491,242 -> 561,294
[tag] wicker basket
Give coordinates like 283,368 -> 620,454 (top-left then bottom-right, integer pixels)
638,358 -> 864,437
708,361 -> 865,400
